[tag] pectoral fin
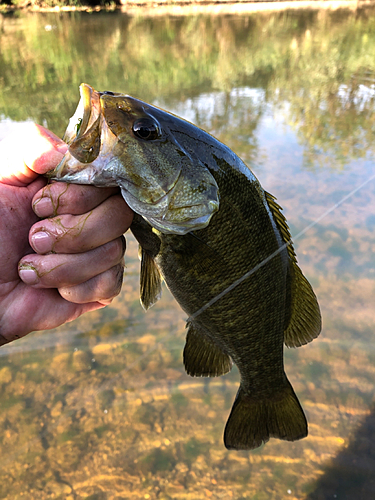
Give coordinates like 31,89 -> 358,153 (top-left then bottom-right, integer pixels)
139,246 -> 162,310
130,215 -> 163,310
183,322 -> 232,377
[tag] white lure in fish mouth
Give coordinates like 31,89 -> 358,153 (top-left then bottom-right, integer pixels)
47,83 -> 220,235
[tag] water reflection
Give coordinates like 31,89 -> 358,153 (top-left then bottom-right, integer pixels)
1,6 -> 375,500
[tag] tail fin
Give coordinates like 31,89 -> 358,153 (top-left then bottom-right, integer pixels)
224,381 -> 307,450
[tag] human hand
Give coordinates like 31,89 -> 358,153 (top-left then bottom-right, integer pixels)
0,124 -> 133,345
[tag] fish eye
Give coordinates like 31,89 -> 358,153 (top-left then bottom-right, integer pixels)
132,118 -> 160,141
102,91 -> 115,96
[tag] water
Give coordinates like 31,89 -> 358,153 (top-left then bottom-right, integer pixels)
1,6 -> 375,499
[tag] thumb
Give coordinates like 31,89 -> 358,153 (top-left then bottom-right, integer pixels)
0,123 -> 67,187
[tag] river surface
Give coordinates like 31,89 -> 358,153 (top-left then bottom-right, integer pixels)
1,5 -> 375,499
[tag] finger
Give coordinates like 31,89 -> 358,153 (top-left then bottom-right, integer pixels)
18,237 -> 125,288
58,262 -> 124,304
32,182 -> 121,218
29,195 -> 133,254
0,124 -> 66,187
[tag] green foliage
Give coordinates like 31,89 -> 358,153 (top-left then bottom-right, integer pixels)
1,8 -> 375,167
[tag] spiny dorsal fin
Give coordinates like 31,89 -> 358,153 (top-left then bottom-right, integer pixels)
265,191 -> 321,347
265,191 -> 296,263
139,245 -> 162,310
183,322 -> 232,377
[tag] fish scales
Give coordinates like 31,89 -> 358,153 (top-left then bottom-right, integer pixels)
48,83 -> 321,450
154,164 -> 289,387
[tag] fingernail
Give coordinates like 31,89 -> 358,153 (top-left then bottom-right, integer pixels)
19,267 -> 39,285
33,197 -> 53,217
31,231 -> 52,254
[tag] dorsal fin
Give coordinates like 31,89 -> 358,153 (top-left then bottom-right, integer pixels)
265,191 -> 321,347
183,322 -> 232,377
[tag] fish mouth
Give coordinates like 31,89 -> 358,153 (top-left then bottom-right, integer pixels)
65,84 -> 120,144
47,84 -> 117,180
66,83 -> 93,142
63,83 -> 100,145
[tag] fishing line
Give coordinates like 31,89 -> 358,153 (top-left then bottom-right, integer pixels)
187,171 -> 375,322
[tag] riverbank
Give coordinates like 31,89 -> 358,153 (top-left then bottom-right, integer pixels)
1,0 -> 374,15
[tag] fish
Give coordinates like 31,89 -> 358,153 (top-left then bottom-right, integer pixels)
48,83 -> 321,450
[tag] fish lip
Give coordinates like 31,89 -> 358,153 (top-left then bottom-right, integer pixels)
76,83 -> 94,138
46,85 -> 97,181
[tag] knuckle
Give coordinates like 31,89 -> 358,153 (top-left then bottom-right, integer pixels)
103,236 -> 126,263
58,262 -> 124,304
93,264 -> 124,301
38,261 -> 67,286
108,263 -> 125,297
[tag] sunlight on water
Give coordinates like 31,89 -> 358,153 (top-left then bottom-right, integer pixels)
1,6 -> 375,499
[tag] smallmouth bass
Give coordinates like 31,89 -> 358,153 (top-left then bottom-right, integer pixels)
48,84 -> 321,450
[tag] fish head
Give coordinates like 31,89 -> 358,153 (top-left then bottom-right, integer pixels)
48,83 -> 219,235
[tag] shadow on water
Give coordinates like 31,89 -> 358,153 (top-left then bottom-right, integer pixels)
308,403 -> 375,500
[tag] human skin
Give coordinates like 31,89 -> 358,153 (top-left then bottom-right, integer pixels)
0,124 -> 133,345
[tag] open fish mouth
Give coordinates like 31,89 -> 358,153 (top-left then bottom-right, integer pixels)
48,84 -> 116,179
64,85 -> 122,147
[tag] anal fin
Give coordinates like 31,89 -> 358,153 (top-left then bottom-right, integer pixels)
183,322 -> 232,377
224,379 -> 307,450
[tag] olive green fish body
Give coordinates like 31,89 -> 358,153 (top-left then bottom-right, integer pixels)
132,157 -> 305,450
49,84 -> 321,450
157,167 -> 288,382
